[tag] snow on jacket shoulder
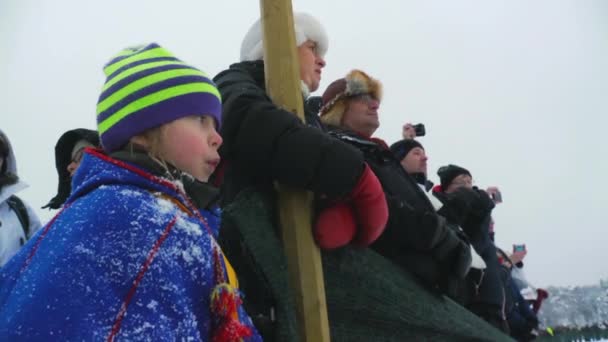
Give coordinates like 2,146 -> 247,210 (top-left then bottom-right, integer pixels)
0,149 -> 261,341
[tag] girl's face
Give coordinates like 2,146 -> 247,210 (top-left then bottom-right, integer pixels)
156,115 -> 222,182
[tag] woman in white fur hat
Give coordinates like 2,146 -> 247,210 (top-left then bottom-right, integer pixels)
212,12 -> 389,340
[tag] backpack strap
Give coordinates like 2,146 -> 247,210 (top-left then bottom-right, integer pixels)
7,195 -> 30,244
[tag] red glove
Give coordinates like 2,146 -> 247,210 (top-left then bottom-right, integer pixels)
313,164 -> 388,249
314,203 -> 357,249
349,164 -> 388,245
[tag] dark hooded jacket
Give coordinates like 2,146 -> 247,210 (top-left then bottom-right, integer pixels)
43,129 -> 99,209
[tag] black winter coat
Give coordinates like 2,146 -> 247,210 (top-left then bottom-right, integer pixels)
213,61 -> 365,204
327,127 -> 471,289
434,190 -> 506,319
213,62 -> 365,338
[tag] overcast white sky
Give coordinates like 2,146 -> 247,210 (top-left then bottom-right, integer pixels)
1,0 -> 607,287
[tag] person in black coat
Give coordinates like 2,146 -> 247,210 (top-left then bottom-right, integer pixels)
497,249 -> 539,341
390,138 -> 492,305
214,12 -> 387,246
318,69 -> 473,294
433,164 -> 509,332
43,128 -> 100,210
213,13 -> 388,339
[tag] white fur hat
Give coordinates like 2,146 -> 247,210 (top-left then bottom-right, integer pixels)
240,12 -> 328,62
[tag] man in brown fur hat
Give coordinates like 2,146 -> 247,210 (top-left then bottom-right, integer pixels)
318,69 -> 475,297
318,70 -> 508,331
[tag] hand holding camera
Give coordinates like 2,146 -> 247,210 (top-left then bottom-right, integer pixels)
402,123 -> 426,140
510,244 -> 527,263
486,186 -> 503,204
513,244 -> 526,253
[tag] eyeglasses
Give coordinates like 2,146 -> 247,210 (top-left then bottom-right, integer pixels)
349,93 -> 378,105
450,180 -> 474,188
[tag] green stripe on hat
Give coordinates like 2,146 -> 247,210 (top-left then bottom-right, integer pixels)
98,82 -> 221,134
103,47 -> 173,77
97,68 -> 209,115
102,60 -> 189,92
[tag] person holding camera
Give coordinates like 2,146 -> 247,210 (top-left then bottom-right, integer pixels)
401,122 -> 425,140
317,69 -> 473,297
392,130 -> 494,301
497,248 -> 540,341
432,164 -> 509,333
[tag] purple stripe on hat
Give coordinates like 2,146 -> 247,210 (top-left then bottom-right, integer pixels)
104,43 -> 160,69
100,92 -> 222,153
97,75 -> 216,123
98,64 -> 198,103
105,56 -> 181,82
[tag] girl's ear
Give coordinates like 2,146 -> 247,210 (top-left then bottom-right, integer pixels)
129,134 -> 150,149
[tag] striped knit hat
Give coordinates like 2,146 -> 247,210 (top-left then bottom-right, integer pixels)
96,43 -> 222,152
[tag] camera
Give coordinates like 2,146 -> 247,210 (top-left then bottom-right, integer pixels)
491,190 -> 503,203
413,123 -> 426,137
513,244 -> 526,253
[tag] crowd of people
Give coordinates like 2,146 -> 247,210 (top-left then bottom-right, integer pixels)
0,12 -> 548,341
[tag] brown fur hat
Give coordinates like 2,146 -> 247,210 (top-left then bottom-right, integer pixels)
319,69 -> 382,126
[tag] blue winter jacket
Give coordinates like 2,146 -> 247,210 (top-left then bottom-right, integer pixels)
0,149 -> 261,341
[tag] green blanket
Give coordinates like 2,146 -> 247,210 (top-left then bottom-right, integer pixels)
223,189 -> 513,342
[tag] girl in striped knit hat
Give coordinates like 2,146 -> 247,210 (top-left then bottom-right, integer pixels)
0,43 -> 261,342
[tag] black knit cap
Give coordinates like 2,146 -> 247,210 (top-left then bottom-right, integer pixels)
0,134 -> 8,175
437,164 -> 472,190
389,139 -> 424,161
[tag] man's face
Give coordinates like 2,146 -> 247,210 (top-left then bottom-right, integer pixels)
445,174 -> 473,193
297,40 -> 325,92
400,147 -> 427,175
341,94 -> 380,137
66,148 -> 85,177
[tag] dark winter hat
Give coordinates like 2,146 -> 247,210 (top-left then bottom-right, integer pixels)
0,133 -> 8,175
389,139 -> 424,161
0,133 -> 7,158
43,129 -> 100,209
319,69 -> 382,127
437,164 -> 472,190
96,43 -> 221,152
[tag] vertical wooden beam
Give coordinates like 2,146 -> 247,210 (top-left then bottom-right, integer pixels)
259,1 -> 331,341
